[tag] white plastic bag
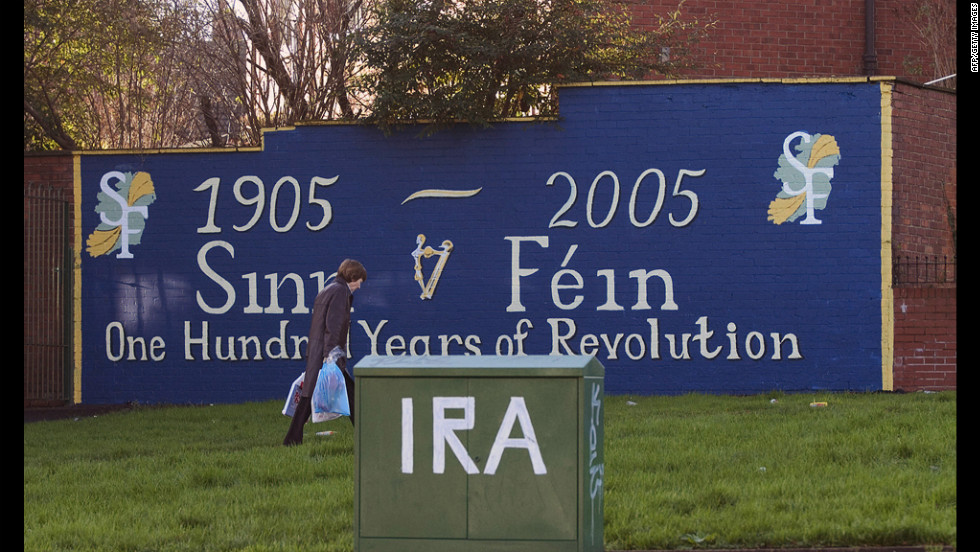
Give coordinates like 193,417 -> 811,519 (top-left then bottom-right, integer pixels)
311,347 -> 350,423
282,372 -> 305,417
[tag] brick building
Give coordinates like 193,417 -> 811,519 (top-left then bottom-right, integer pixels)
628,0 -> 956,85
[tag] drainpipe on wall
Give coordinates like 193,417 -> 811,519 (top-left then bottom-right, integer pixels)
863,0 -> 878,75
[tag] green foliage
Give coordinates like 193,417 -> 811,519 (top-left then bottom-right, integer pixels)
24,0 -> 715,149
352,0 -> 715,133
24,392 -> 955,551
24,0 -> 217,150
24,0 -> 106,150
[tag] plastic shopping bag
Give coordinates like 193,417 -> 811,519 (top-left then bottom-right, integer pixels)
311,347 -> 350,423
282,372 -> 305,417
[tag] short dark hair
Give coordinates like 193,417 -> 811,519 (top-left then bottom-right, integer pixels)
338,259 -> 367,283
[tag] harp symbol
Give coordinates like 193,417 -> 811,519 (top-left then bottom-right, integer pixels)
412,234 -> 454,300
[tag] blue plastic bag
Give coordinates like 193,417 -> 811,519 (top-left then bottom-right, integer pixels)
311,347 -> 350,423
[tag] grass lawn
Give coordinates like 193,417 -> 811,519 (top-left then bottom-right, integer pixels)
24,391 -> 955,551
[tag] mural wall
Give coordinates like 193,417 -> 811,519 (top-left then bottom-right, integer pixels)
76,80 -> 889,404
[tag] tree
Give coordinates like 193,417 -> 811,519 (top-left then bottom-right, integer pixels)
199,0 -> 372,145
25,0 -> 103,150
25,0 -> 371,150
901,0 -> 956,88
24,0 -> 220,150
24,0 -> 712,149
352,0 -> 715,133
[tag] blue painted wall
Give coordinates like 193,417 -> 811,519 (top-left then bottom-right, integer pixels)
78,81 -> 885,404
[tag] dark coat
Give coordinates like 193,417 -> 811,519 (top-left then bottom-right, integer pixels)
301,275 -> 353,397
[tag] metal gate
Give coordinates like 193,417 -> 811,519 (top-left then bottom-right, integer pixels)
24,183 -> 73,405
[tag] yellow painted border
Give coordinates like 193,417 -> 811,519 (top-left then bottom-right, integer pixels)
879,83 -> 894,391
70,77 -> 900,395
560,76 -> 896,88
72,154 -> 84,403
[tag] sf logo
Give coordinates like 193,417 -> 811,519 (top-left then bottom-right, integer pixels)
86,171 -> 156,259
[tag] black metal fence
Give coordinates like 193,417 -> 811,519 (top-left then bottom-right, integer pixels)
892,255 -> 957,286
24,183 -> 73,405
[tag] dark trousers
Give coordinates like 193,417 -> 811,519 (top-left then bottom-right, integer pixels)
282,367 -> 355,446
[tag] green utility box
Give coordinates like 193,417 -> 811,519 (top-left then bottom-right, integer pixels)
353,355 -> 604,552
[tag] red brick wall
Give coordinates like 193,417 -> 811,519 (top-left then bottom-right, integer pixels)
892,287 -> 956,391
625,0 -> 950,84
24,153 -> 74,194
887,82 -> 956,392
889,83 -> 957,258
